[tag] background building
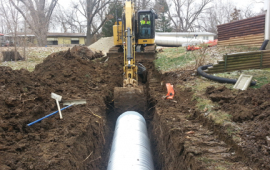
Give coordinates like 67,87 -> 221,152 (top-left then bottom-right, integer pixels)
4,32 -> 86,47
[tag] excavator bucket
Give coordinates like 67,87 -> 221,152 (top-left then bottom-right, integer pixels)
114,86 -> 146,114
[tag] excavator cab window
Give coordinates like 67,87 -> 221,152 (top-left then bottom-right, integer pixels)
138,11 -> 155,39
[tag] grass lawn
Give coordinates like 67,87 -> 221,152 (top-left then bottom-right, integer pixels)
155,47 -> 193,72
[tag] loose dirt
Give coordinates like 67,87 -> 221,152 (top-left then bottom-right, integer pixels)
206,85 -> 270,169
147,71 -> 251,170
0,44 -> 264,170
0,46 -> 121,170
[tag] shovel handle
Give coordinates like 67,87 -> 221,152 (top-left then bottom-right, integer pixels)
56,100 -> 63,119
27,104 -> 73,126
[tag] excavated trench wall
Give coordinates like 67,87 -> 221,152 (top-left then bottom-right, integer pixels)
0,47 -> 206,170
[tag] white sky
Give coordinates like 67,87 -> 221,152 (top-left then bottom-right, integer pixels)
57,0 -> 266,12
54,0 -> 266,33
235,0 -> 266,11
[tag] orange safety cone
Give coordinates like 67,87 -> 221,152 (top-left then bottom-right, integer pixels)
165,83 -> 175,99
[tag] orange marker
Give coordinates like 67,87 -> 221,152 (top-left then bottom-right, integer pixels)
165,83 -> 175,99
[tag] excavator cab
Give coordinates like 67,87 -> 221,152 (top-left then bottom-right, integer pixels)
137,9 -> 157,45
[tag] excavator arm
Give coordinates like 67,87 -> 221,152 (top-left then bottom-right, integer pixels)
113,1 -> 146,114
122,1 -> 138,87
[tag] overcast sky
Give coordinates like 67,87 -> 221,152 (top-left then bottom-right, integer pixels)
54,0 -> 266,33
235,0 -> 266,11
57,0 -> 266,12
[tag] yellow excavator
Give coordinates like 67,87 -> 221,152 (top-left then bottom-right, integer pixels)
108,0 -> 157,113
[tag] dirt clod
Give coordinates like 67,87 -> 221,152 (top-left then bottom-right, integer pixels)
207,85 -> 270,169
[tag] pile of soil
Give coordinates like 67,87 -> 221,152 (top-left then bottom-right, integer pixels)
2,51 -> 24,61
0,46 -> 121,170
206,85 -> 270,169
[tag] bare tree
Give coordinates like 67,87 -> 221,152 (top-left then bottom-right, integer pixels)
72,0 -> 112,45
195,0 -> 237,33
10,0 -> 58,46
134,0 -> 152,10
0,0 -> 21,60
197,0 -> 261,34
51,4 -> 87,34
230,8 -> 241,22
241,4 -> 256,18
168,0 -> 212,32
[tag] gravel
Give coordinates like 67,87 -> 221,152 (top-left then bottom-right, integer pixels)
89,37 -> 115,56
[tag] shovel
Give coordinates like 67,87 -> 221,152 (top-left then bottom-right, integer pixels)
27,95 -> 87,126
51,93 -> 63,119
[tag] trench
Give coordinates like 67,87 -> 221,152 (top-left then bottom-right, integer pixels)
74,53 -> 249,170
79,59 -> 189,170
88,69 -> 250,170
89,63 -> 164,170
90,63 -> 186,170
0,46 -> 255,169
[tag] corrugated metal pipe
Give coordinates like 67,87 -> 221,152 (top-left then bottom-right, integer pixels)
155,32 -> 213,47
107,111 -> 154,170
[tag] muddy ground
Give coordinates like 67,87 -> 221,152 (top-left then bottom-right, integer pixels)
206,85 -> 270,169
0,46 -> 121,170
0,45 -> 268,170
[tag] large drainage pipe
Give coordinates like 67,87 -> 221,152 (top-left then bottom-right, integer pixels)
197,65 -> 256,86
107,111 -> 154,170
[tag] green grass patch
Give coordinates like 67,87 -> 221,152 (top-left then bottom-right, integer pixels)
193,96 -> 213,112
215,166 -> 228,170
155,47 -> 193,72
199,157 -> 216,164
231,45 -> 259,52
208,111 -> 232,125
215,69 -> 270,89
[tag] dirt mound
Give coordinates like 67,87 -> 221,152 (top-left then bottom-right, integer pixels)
206,85 -> 270,169
70,45 -> 103,60
0,46 -> 121,170
2,50 -> 24,61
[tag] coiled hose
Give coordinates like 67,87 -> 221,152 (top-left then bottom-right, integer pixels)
197,65 -> 256,86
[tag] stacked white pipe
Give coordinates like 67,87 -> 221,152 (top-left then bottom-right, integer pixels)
107,111 -> 154,170
155,32 -> 216,47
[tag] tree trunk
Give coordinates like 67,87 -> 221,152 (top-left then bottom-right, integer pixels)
35,23 -> 48,46
10,0 -> 57,47
86,26 -> 95,45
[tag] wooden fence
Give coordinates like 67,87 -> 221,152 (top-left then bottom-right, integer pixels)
205,50 -> 270,74
217,33 -> 264,47
217,14 -> 265,47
